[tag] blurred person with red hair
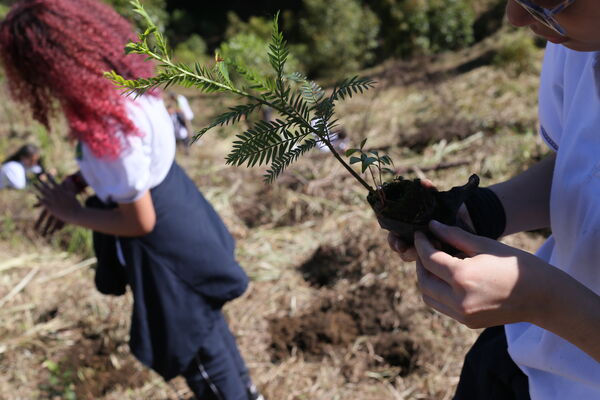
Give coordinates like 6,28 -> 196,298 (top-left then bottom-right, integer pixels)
0,1 -> 263,399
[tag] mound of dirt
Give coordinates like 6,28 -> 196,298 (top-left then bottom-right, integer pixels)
40,332 -> 149,399
269,283 -> 417,377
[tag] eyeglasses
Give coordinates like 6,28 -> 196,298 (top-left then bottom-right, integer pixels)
513,0 -> 576,36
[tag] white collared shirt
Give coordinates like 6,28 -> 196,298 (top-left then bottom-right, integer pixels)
505,43 -> 600,399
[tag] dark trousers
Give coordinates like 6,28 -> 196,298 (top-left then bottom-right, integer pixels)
454,326 -> 530,400
183,313 -> 251,400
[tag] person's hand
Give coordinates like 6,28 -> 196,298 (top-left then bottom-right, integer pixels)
412,220 -> 546,329
33,175 -> 82,236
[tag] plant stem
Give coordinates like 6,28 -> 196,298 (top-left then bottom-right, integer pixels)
321,138 -> 375,193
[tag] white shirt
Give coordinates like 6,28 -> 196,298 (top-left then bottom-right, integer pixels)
77,95 -> 176,203
505,44 -> 600,399
176,94 -> 194,121
0,161 -> 27,189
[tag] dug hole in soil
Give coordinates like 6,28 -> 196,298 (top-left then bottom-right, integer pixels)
269,284 -> 419,381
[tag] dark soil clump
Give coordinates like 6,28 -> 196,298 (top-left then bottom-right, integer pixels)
298,245 -> 361,287
269,284 -> 407,362
373,333 -> 419,373
40,333 -> 149,398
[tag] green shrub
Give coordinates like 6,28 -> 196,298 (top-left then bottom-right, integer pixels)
0,3 -> 9,19
225,12 -> 273,42
219,32 -> 302,82
103,0 -> 169,32
493,31 -> 540,76
52,225 -> 94,259
298,0 -> 380,78
173,34 -> 209,65
368,0 -> 475,58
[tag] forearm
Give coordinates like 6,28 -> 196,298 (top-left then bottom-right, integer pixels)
532,263 -> 600,363
69,207 -> 151,237
490,153 -> 555,236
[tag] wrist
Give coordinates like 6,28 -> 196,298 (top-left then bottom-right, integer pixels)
65,203 -> 85,226
525,261 -> 578,328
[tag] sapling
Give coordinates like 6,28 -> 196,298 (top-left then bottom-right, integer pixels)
107,0 -> 480,244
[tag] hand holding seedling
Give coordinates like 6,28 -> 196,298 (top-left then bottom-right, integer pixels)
412,220 -> 547,328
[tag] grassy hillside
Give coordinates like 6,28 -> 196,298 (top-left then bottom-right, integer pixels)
0,27 -> 550,399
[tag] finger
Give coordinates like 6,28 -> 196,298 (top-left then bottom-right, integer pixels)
428,220 -> 490,257
414,231 -> 458,283
415,259 -> 454,304
400,248 -> 418,262
388,232 -> 418,261
33,181 -> 52,198
47,218 -> 64,236
420,179 -> 436,190
34,209 -> 48,233
387,232 -> 406,253
42,214 -> 58,237
421,293 -> 462,322
45,173 -> 59,186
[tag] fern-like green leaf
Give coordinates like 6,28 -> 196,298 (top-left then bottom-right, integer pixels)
264,139 -> 318,183
193,103 -> 262,142
227,121 -> 308,168
330,76 -> 376,102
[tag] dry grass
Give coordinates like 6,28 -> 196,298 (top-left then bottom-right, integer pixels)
0,30 -> 550,400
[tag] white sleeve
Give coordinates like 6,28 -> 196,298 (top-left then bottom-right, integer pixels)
79,136 -> 152,203
1,162 -> 27,189
177,95 -> 194,121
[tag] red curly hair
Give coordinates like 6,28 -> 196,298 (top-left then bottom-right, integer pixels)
0,0 -> 155,159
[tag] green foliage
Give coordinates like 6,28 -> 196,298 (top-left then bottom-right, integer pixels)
427,0 -> 475,53
368,0 -> 475,57
219,32 -> 302,84
109,1 -> 384,192
39,360 -> 77,400
298,0 -> 380,78
493,31 -> 540,76
173,34 -> 209,65
0,3 -> 9,19
225,12 -> 273,41
346,139 -> 395,187
52,225 -> 94,259
103,0 -> 169,32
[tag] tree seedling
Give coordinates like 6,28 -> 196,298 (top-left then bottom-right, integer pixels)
107,0 -> 480,244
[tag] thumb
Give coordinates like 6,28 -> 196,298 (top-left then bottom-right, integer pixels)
428,220 -> 490,257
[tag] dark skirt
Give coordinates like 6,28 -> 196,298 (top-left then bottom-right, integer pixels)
454,326 -> 530,400
90,162 -> 249,380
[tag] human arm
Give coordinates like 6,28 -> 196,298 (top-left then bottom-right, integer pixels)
488,152 -> 555,236
35,177 -> 156,237
413,220 -> 600,363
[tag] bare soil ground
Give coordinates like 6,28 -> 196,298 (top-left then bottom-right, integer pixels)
0,32 -> 549,399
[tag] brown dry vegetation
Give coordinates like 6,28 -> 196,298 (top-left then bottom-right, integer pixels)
0,28 -> 550,399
